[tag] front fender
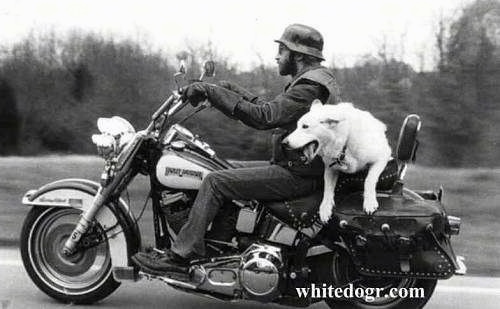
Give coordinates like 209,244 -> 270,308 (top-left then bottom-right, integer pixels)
22,178 -> 141,267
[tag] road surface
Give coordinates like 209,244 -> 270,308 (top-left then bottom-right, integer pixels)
0,248 -> 499,309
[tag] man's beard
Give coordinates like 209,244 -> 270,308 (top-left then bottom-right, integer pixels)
279,54 -> 298,76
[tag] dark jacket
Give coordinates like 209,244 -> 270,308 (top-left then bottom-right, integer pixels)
206,65 -> 341,177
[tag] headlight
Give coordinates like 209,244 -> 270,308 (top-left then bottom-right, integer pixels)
92,134 -> 116,159
92,116 -> 136,159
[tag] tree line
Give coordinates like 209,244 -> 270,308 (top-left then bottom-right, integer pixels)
0,0 -> 498,167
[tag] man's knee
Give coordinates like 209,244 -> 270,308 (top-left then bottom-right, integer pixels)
202,170 -> 226,191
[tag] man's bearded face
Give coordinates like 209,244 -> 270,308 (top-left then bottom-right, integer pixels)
275,44 -> 296,76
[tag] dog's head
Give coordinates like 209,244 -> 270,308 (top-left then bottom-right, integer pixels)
282,100 -> 348,162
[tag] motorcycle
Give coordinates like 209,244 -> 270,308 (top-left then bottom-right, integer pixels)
19,59 -> 466,308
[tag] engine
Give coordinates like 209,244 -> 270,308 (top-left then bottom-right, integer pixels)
240,244 -> 283,301
189,243 -> 283,302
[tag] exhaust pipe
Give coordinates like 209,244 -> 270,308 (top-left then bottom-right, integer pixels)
446,215 -> 461,235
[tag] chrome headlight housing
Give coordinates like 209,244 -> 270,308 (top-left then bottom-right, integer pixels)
91,116 -> 135,160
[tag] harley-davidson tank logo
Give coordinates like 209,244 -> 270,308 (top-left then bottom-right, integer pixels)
165,167 -> 203,180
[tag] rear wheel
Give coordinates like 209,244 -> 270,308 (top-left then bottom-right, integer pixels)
20,207 -> 120,304
309,252 -> 437,309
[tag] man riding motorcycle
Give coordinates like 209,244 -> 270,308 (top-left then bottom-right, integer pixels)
132,23 -> 342,272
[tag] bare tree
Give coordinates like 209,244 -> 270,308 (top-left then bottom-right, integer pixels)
435,10 -> 447,71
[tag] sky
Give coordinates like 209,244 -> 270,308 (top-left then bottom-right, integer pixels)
0,0 -> 475,71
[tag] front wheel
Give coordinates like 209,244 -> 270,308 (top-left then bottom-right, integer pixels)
310,252 -> 437,309
20,207 -> 120,304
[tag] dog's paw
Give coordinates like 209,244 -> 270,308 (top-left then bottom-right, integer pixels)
319,200 -> 335,223
363,198 -> 379,215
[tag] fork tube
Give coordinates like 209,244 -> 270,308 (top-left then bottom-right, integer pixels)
63,133 -> 144,256
62,187 -> 108,255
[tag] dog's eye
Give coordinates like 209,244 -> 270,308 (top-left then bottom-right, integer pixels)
302,124 -> 309,129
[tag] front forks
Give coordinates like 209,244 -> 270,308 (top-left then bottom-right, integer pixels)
62,187 -> 108,255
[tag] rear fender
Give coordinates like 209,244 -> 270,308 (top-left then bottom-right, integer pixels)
22,178 -> 141,267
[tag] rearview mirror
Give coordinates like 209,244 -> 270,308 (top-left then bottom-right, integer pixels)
202,61 -> 215,78
175,51 -> 189,75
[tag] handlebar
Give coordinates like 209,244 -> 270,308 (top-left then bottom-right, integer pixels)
152,93 -> 179,121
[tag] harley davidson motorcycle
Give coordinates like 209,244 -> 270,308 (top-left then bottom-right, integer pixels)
20,60 -> 466,308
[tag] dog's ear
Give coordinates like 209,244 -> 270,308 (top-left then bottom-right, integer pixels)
309,99 -> 323,111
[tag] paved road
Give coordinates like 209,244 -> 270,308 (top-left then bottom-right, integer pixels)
0,248 -> 499,309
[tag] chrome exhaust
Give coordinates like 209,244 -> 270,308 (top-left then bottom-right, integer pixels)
446,215 -> 461,235
138,271 -> 198,290
455,256 -> 467,275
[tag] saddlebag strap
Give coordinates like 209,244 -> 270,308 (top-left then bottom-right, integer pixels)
397,236 -> 412,273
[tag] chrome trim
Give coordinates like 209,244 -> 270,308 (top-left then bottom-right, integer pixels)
139,271 -> 198,289
306,245 -> 332,257
455,256 -> 467,275
447,215 -> 461,235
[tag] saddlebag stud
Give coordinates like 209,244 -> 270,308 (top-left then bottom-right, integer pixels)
381,223 -> 390,232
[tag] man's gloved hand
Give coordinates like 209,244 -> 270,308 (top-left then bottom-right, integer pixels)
181,82 -> 242,119
181,82 -> 209,106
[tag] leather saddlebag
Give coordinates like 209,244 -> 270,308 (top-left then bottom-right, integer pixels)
333,192 -> 458,279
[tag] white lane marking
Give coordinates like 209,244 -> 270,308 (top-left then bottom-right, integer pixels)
0,249 -> 22,267
0,260 -> 23,267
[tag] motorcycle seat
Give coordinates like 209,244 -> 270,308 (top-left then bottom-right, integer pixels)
264,159 -> 399,230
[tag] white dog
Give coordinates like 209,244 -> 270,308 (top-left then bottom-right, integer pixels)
283,100 -> 391,223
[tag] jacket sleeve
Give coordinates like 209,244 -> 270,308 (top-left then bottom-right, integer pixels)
235,81 -> 328,130
218,81 -> 258,102
207,81 -> 328,130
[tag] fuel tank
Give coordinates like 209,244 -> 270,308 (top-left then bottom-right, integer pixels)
156,149 -> 222,189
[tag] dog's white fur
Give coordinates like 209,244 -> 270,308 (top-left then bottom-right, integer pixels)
283,100 -> 391,222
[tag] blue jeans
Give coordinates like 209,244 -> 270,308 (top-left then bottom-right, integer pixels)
171,162 -> 320,257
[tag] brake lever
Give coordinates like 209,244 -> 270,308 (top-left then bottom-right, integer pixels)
200,100 -> 211,108
177,100 -> 210,125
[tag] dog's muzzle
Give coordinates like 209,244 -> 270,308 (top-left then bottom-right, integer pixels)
282,136 -> 319,163
301,140 -> 319,162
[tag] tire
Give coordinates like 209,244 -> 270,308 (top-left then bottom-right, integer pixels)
20,207 -> 120,304
309,252 -> 437,309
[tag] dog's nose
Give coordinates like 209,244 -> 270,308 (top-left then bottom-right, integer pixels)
281,138 -> 289,146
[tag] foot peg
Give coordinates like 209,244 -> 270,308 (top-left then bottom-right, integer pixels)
113,266 -> 140,281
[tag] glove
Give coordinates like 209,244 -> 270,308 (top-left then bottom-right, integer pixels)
183,82 -> 241,119
181,82 -> 208,106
